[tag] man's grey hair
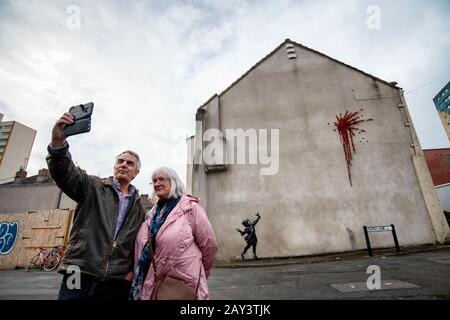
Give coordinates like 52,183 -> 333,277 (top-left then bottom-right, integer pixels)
152,167 -> 186,199
116,150 -> 141,171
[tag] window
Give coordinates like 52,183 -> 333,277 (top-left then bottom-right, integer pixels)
445,155 -> 450,165
0,125 -> 12,132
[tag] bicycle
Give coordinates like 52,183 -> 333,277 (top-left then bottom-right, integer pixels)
26,246 -> 63,272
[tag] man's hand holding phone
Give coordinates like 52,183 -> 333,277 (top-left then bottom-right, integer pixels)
51,102 -> 94,148
52,112 -> 75,148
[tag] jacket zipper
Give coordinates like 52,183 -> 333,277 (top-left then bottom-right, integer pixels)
102,241 -> 117,280
103,188 -> 139,281
103,199 -> 136,280
103,189 -> 122,280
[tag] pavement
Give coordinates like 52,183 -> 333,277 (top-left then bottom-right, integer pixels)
1,245 -> 450,300
214,244 -> 446,268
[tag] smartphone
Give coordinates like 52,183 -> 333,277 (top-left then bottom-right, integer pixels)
64,102 -> 94,137
69,102 -> 94,121
64,118 -> 92,137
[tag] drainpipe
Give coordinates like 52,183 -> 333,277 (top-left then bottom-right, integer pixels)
57,189 -> 63,209
399,89 -> 450,244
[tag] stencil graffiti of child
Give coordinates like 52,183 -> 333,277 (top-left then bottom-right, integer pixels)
236,212 -> 261,260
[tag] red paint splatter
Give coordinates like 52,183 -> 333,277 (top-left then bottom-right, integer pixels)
333,110 -> 373,186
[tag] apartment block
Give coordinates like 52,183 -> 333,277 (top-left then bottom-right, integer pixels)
0,114 -> 37,184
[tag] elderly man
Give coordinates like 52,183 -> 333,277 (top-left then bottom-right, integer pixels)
47,111 -> 146,300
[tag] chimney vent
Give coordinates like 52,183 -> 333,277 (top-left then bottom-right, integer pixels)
285,44 -> 296,59
14,168 -> 27,183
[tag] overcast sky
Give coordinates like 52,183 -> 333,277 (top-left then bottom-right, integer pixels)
1,0 -> 449,194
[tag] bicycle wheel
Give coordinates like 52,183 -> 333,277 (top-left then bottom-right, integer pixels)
43,253 -> 60,272
26,254 -> 40,272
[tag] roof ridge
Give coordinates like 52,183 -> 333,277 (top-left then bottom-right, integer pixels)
288,39 -> 401,90
198,38 -> 401,110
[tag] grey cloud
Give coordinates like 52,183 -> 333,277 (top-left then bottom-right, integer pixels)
1,0 -> 449,192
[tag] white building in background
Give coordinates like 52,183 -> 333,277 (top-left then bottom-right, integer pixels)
0,113 -> 36,184
187,39 -> 450,261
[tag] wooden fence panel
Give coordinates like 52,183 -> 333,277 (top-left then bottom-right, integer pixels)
0,209 -> 73,269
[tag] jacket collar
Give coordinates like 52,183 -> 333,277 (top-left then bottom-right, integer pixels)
151,195 -> 200,236
112,177 -> 137,196
104,176 -> 139,195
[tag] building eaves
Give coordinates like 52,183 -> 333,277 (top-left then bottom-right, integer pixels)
197,38 -> 402,110
0,181 -> 54,187
288,39 -> 402,91
198,94 -> 219,110
197,41 -> 286,111
423,147 -> 450,151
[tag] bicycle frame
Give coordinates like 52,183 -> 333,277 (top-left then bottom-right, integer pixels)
38,248 -> 49,266
27,246 -> 63,272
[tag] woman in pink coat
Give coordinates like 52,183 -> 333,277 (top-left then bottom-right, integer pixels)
130,167 -> 217,300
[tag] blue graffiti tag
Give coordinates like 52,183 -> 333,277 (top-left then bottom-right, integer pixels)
0,221 -> 19,255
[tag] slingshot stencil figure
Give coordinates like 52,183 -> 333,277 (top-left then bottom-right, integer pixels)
236,212 -> 261,260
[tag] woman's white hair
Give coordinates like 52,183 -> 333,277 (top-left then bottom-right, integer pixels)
152,167 -> 186,200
